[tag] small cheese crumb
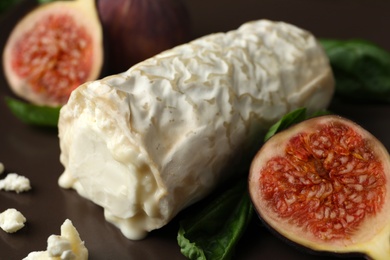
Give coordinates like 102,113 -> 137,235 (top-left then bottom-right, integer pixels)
0,208 -> 26,233
61,250 -> 76,260
47,235 -> 73,257
0,162 -> 4,174
21,251 -> 48,259
23,219 -> 88,260
0,173 -> 31,193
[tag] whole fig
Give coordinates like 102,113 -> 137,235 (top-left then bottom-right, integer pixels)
97,0 -> 192,74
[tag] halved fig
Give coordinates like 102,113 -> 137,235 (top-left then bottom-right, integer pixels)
3,0 -> 103,106
249,115 -> 390,259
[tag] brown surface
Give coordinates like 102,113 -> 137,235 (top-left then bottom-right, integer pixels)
1,0 -> 389,259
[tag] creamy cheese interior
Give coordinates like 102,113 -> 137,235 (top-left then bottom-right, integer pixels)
58,19 -> 334,240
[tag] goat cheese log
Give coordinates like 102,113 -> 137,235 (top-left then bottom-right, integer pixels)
58,20 -> 334,240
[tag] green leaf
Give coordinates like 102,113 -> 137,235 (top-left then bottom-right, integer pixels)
5,97 -> 61,127
178,180 -> 253,260
0,0 -> 22,14
264,108 -> 306,142
320,38 -> 390,103
264,108 -> 330,142
37,0 -> 59,4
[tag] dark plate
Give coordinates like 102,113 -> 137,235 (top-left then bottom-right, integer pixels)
1,0 -> 390,259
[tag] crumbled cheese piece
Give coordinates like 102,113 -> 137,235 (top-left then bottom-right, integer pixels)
60,250 -> 76,260
0,208 -> 26,233
0,173 -> 31,193
23,219 -> 88,260
22,252 -> 48,260
47,235 -> 73,258
0,162 -> 4,175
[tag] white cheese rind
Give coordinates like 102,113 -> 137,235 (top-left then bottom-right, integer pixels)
58,20 -> 334,240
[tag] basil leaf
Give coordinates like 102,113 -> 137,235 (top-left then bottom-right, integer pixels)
264,108 -> 330,142
37,0 -> 60,4
264,108 -> 306,142
178,180 -> 252,260
5,97 -> 61,127
0,0 -> 22,14
320,39 -> 390,103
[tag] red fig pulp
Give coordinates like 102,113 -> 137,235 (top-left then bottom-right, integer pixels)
249,115 -> 390,259
3,0 -> 103,106
97,0 -> 192,74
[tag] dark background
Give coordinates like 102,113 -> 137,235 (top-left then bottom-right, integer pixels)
1,0 -> 389,259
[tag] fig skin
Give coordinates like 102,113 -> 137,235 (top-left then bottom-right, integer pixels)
248,115 -> 390,259
97,0 -> 192,74
2,0 -> 104,107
